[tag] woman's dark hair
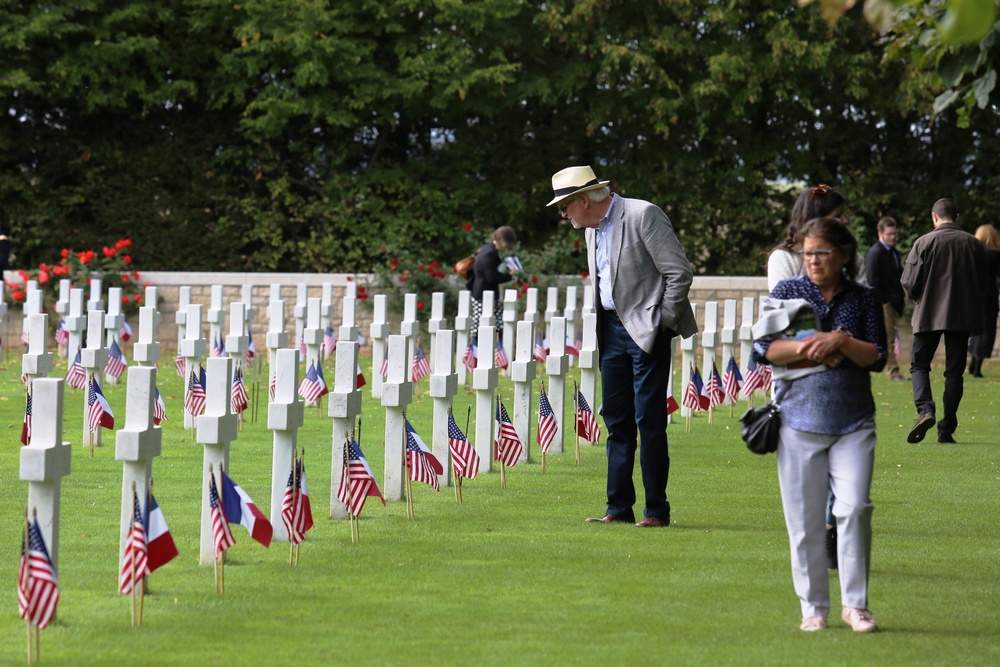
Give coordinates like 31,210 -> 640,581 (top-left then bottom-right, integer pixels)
493,226 -> 517,246
775,184 -> 846,251
799,216 -> 859,282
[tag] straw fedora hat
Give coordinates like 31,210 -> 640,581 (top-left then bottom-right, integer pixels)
546,166 -> 611,207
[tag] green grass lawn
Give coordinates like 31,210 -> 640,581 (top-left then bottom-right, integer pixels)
2,352 -> 999,666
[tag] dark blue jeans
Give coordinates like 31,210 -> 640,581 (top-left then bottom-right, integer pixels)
599,312 -> 673,522
910,330 -> 969,437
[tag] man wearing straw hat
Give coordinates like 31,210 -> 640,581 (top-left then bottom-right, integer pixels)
547,165 -> 697,528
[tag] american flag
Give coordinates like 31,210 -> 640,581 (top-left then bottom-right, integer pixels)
105,339 -> 127,379
494,338 -> 509,370
379,347 -> 389,377
55,319 -> 69,348
462,339 -> 478,372
533,333 -> 548,361
575,384 -> 601,442
20,390 -> 32,446
537,387 -> 558,452
244,330 -> 256,368
337,438 -> 384,517
119,489 -> 148,595
893,330 -> 902,359
760,362 -> 773,392
153,387 -> 168,424
212,335 -> 226,358
447,411 -> 479,479
269,372 -> 276,402
682,364 -> 708,411
18,518 -> 60,629
88,377 -> 115,432
185,366 -> 207,416
494,397 -> 523,467
119,318 -> 133,343
66,350 -> 88,390
324,325 -> 337,356
174,351 -> 186,378
411,343 -> 432,383
208,472 -> 235,557
722,355 -> 744,402
281,458 -> 311,545
21,329 -> 29,350
231,365 -> 249,414
298,361 -> 329,402
742,355 -> 765,398
298,337 -> 307,356
565,333 -> 581,357
405,419 -> 443,491
705,362 -> 726,408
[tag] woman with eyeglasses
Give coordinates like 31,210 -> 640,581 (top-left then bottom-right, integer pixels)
754,217 -> 887,633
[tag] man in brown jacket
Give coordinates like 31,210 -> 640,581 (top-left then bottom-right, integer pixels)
901,198 -> 988,444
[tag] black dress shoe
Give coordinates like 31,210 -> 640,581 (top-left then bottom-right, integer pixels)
938,434 -> 957,444
585,513 -> 633,524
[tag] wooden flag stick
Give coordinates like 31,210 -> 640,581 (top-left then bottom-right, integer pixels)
405,475 -> 414,520
574,384 -> 581,465
24,510 -> 32,665
541,451 -> 546,474
686,414 -> 692,433
500,460 -> 507,489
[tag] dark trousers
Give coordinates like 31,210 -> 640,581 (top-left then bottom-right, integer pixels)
599,312 -> 673,521
910,330 -> 969,437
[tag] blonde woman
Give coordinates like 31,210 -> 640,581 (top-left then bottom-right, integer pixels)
968,224 -> 1000,377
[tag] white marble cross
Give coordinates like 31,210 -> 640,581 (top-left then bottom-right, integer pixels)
19,378 -> 72,570
180,304 -> 207,430
88,277 -> 104,312
545,316 -> 569,453
266,297 -> 288,398
578,312 -> 598,425
133,303 -> 161,367
429,330 -> 457,486
544,287 -> 559,331
502,289 -> 518,360
115,365 -> 162,580
293,284 -> 307,350
680,303 -> 699,418
22,312 -> 53,386
81,310 -> 109,446
175,286 -> 192,365
104,287 -> 126,385
303,297 -> 323,373
369,294 -> 389,399
472,325 -> 498,472
198,356 -> 238,565
381,334 -> 413,501
564,286 -> 578,367
511,319 -> 537,463
480,291 -> 496,328
701,301 -> 719,395
207,285 -> 225,356
721,299 -> 738,404
267,349 -> 304,541
740,296 -> 756,381
328,341 -> 362,517
55,279 -> 72,357
454,290 -> 472,386
427,292 -> 446,373
582,284 -> 595,316
65,288 -> 87,364
400,294 -> 419,365
226,301 -> 249,366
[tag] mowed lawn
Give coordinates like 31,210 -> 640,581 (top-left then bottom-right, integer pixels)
1,351 -> 998,666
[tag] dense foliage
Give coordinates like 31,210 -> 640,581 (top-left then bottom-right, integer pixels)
2,1 -> 998,279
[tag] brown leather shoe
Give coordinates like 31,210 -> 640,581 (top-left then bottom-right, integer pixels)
635,516 -> 668,528
585,514 -> 633,524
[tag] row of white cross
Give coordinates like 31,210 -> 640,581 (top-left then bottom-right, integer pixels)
15,275 -> 766,584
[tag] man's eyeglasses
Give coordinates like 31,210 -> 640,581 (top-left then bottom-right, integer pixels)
557,198 -> 577,215
797,249 -> 837,259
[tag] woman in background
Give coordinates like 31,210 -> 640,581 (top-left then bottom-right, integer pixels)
470,226 -> 518,337
968,224 -> 1000,377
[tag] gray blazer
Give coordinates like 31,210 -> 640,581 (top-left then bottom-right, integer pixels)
586,196 -> 698,353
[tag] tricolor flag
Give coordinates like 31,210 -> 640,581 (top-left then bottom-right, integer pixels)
232,365 -> 249,414
565,332 -> 582,357
462,339 -> 478,372
356,362 -> 367,389
494,398 -> 523,467
221,470 -> 273,548
119,318 -> 133,343
337,438 -> 384,517
18,518 -> 60,629
356,332 -> 365,347
208,473 -> 235,557
447,412 -> 479,479
153,387 -> 168,425
494,339 -> 510,370
537,387 -> 558,453
298,361 -> 329,403
323,325 -> 337,356
119,489 -> 148,595
88,377 -> 115,432
66,350 -> 87,390
20,390 -> 32,446
212,336 -> 226,358
723,355 -> 744,402
666,395 -> 680,415
683,364 -> 709,411
533,334 -> 548,362
405,419 -> 443,491
105,339 -> 127,380
244,330 -> 256,367
185,366 -> 207,416
411,343 -> 432,383
705,362 -> 726,408
144,489 -> 179,573
575,384 -> 601,442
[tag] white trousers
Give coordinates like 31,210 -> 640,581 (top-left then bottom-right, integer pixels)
777,420 -> 875,618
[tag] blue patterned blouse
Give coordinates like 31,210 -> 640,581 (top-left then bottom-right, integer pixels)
753,275 -> 887,435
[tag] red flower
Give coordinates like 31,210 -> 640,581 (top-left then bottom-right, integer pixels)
122,295 -> 130,304
135,294 -> 144,305
573,240 -> 580,248
38,272 -> 50,285
430,260 -> 438,267
417,301 -> 424,309
103,246 -> 116,258
463,223 -> 472,231
530,275 -> 537,283
581,270 -> 589,278
131,270 -> 139,280
79,251 -> 94,264
17,269 -> 28,282
11,290 -> 25,302
61,248 -> 70,258
123,255 -> 132,264
121,274 -> 129,284
346,276 -> 353,281
390,259 -> 399,267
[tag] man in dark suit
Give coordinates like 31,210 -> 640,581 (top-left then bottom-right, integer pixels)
547,166 -> 697,527
901,199 -> 988,444
865,217 -> 907,381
